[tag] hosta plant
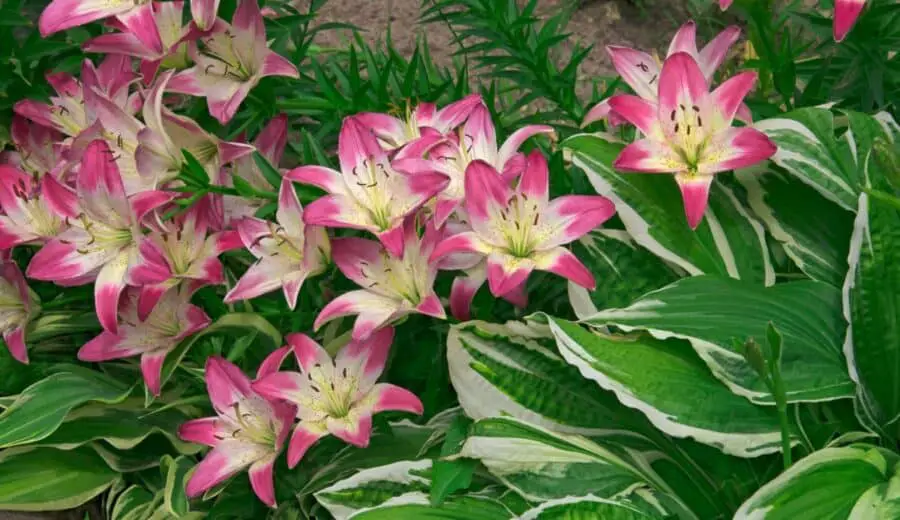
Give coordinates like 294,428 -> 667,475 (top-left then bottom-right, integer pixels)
0,0 -> 899,519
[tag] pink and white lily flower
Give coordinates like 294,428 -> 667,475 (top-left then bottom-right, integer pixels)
83,1 -> 195,81
415,103 -> 554,226
253,329 -> 423,468
0,259 -> 39,364
78,287 -> 210,395
355,94 -> 483,151
224,180 -> 330,310
39,0 -> 164,56
137,71 -> 255,184
192,0 -> 222,31
166,0 -> 300,124
584,21 -> 746,127
7,116 -> 66,177
129,203 -> 243,320
26,140 -> 175,334
224,114 -> 288,223
288,117 -> 449,258
179,357 -> 295,507
0,166 -> 69,249
608,53 -> 777,229
431,151 -> 616,297
315,218 -> 444,341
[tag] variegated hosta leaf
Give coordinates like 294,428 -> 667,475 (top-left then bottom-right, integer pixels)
568,230 -> 681,320
734,445 -> 900,519
315,460 -> 433,519
447,320 -> 652,440
580,275 -> 853,404
844,189 -> 900,430
737,166 -> 853,287
457,416 -> 676,511
564,133 -> 773,286
348,496 -> 515,519
518,495 -> 663,520
546,317 -> 784,457
754,108 -> 900,211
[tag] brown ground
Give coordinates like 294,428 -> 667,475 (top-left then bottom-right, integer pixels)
0,1 -> 693,519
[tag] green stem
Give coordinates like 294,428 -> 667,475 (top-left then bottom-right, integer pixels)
862,186 -> 900,212
770,362 -> 792,469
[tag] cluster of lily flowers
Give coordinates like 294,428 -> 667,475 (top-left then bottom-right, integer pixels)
0,0 -> 779,508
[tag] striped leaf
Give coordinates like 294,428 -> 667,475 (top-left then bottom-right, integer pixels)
315,460 -> 433,519
754,108 -> 900,211
568,230 -> 681,319
579,275 -> 853,404
348,496 -> 514,519
844,187 -> 900,430
734,445 -> 900,519
564,134 -> 773,286
519,496 -> 663,520
546,317 -> 784,457
737,166 -> 853,287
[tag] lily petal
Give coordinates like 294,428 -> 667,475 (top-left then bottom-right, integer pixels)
286,423 -> 326,468
327,414 -> 372,448
464,160 -> 512,224
205,356 -> 254,412
486,253 -> 534,297
657,52 -> 708,125
606,45 -> 660,100
698,26 -> 741,79
185,440 -> 266,498
286,333 -> 332,372
191,0 -> 221,30
430,232 -> 489,263
285,165 -> 345,194
248,456 -> 277,507
834,0 -> 866,41
497,125 -> 555,169
178,417 -> 223,447
666,21 -> 697,57
369,383 -> 424,415
541,195 -> 617,249
698,127 -> 777,175
314,290 -> 397,340
141,350 -> 168,396
3,327 -> 28,364
613,139 -> 686,173
607,95 -> 662,138
533,247 -> 596,289
94,249 -> 132,334
256,346 -> 292,379
709,71 -> 758,128
674,173 -> 714,229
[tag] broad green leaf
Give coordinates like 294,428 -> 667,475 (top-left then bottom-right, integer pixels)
447,321 -> 648,436
580,275 -> 853,404
753,108 -> 900,211
737,166 -> 853,287
110,486 -> 158,520
0,447 -> 119,511
518,496 -> 661,520
567,230 -> 680,319
315,459 -> 432,519
844,188 -> 900,429
149,312 -> 282,403
349,495 -> 513,520
458,417 -> 662,504
162,455 -> 195,517
734,445 -> 900,519
564,133 -> 773,285
546,318 -> 784,457
0,369 -> 131,448
91,434 -> 182,473
431,415 -> 476,506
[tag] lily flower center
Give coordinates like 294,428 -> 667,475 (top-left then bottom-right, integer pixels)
199,30 -> 254,82
224,398 -> 278,447
74,215 -> 133,255
11,179 -> 64,237
495,193 -> 543,258
666,102 -> 709,170
306,363 -> 359,419
349,157 -> 396,231
358,250 -> 426,306
402,106 -> 421,142
51,95 -> 88,136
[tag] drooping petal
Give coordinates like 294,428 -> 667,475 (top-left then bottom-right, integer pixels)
207,82 -> 254,125
260,53 -> 299,79
178,417 -> 223,447
326,414 -> 372,448
141,350 -> 168,396
256,114 -> 288,163
40,0 -> 134,37
369,383 -> 424,415
205,356 -> 254,412
281,273 -> 307,310
834,0 -> 866,42
252,371 -> 305,402
94,249 -> 132,334
78,331 -> 142,362
303,194 -> 370,231
248,456 -> 277,507
607,95 -> 663,138
432,94 -> 483,132
613,139 -> 686,173
416,293 -> 445,319
26,234 -> 106,282
449,270 -> 484,321
3,327 -> 28,364
486,253 -> 534,298
698,26 -> 741,79
184,440 -> 267,498
533,247 -> 596,289
697,127 -> 777,175
606,45 -> 660,100
674,173 -> 714,230
286,422 -> 327,468
83,33 -> 158,59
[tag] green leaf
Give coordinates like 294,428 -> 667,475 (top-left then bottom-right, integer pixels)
734,445 -> 900,519
579,276 -> 853,404
0,369 -> 131,448
564,133 -> 773,285
546,317 -> 785,457
845,187 -> 900,430
458,417 -> 662,504
518,496 -> 661,520
350,496 -> 514,520
109,486 -> 160,520
737,166 -> 853,286
149,312 -> 282,403
431,415 -> 476,506
753,108 -> 900,211
314,459 -> 432,519
162,455 -> 195,517
567,230 -> 680,319
0,447 -> 119,511
251,151 -> 284,190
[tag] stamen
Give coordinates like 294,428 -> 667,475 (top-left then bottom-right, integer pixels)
670,110 -> 676,121
674,123 -> 680,133
697,116 -> 703,127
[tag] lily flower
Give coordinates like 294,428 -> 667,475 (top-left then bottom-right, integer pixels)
253,329 -> 423,468
78,287 -> 210,395
192,0 -> 221,31
583,21 -> 746,127
0,165 -> 70,249
166,0 -> 299,124
355,94 -> 483,151
409,103 -> 554,226
7,116 -> 66,177
431,151 -> 616,296
224,180 -> 330,310
26,140 -> 175,333
129,202 -> 243,320
40,0 -> 164,56
83,1 -> 194,82
0,258 -> 39,364
287,117 -> 449,257
608,53 -> 777,228
136,70 -> 255,184
314,218 -> 444,341
834,0 -> 867,41
225,114 -> 288,223
178,356 -> 295,507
